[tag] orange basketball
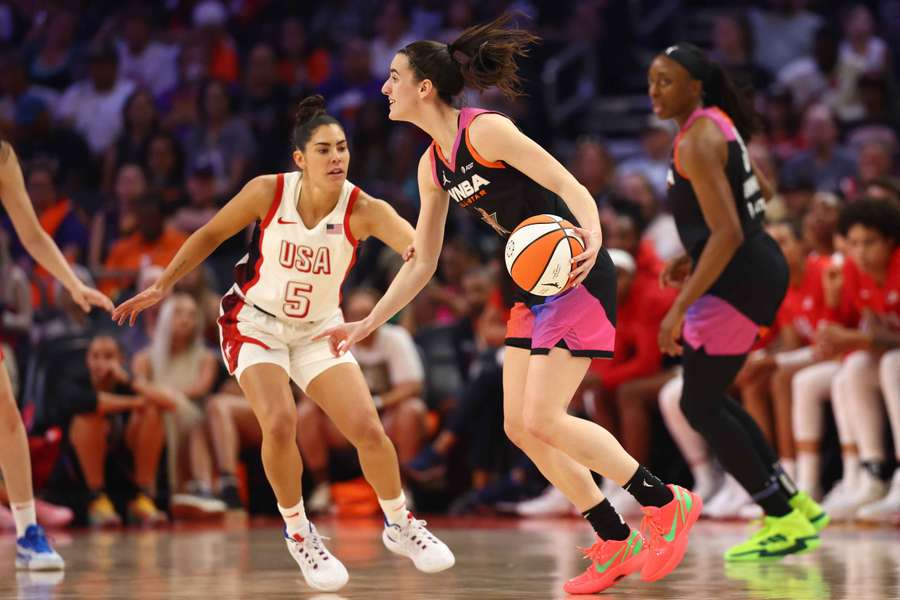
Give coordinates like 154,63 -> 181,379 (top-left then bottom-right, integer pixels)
504,214 -> 584,296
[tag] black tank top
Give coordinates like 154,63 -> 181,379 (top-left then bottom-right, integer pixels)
668,106 -> 787,325
430,108 -> 616,313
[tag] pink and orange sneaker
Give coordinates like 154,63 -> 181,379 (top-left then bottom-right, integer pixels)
639,484 -> 702,583
563,530 -> 647,595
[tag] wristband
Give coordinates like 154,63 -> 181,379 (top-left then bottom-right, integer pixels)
373,395 -> 383,409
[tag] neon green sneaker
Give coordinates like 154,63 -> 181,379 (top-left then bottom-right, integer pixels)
789,491 -> 830,532
724,509 -> 820,562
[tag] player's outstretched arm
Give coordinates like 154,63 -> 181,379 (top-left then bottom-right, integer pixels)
0,142 -> 113,313
468,114 -> 602,286
313,152 -> 448,356
113,175 -> 274,326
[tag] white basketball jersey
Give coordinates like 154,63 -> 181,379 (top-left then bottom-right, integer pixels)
230,171 -> 359,323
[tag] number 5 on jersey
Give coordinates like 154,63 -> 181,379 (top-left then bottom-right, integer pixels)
284,281 -> 313,318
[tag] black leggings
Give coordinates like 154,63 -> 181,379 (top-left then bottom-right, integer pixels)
680,345 -> 788,511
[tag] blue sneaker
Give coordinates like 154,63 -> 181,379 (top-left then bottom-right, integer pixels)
16,525 -> 65,571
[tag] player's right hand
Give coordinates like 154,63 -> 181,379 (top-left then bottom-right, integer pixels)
402,244 -> 416,261
660,254 -> 692,289
112,285 -> 166,326
312,319 -> 373,357
69,283 -> 115,313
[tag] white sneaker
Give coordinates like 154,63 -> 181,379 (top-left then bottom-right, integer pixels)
737,502 -> 764,520
692,468 -> 724,503
306,484 -> 332,514
515,486 -> 574,517
703,475 -> 751,519
857,471 -> 900,523
170,494 -> 226,520
284,523 -> 348,591
383,513 -> 455,573
826,472 -> 888,522
820,478 -> 852,514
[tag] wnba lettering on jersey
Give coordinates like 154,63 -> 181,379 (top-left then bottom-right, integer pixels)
447,174 -> 491,206
225,171 -> 359,323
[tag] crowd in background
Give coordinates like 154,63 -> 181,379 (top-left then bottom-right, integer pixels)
0,0 -> 898,529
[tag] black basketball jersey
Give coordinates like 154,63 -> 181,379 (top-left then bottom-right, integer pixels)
429,108 -> 616,312
667,106 -> 787,325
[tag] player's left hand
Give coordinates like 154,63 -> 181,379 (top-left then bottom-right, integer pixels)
312,319 -> 373,357
658,306 -> 685,356
402,244 -> 416,261
568,227 -> 601,287
69,282 -> 114,313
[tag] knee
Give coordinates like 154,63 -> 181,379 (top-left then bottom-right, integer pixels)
349,416 -> 389,451
522,401 -> 557,444
503,416 -> 528,449
261,409 -> 297,445
393,398 -> 425,422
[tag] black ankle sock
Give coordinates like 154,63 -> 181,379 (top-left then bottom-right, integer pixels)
862,460 -> 890,480
623,465 -> 674,508
752,476 -> 792,517
582,499 -> 630,541
773,462 -> 798,498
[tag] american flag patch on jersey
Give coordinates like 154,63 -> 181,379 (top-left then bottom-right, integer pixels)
326,223 -> 343,234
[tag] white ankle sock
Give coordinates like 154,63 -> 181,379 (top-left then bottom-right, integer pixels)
796,452 -> 820,496
692,462 -> 716,488
278,499 -> 310,537
843,454 -> 860,488
781,459 -> 796,481
11,500 -> 36,538
378,492 -> 408,526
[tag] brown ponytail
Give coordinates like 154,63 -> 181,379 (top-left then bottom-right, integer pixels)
400,12 -> 539,104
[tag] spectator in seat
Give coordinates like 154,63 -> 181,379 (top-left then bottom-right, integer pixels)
67,335 -> 173,526
809,199 -> 900,522
132,292 -> 225,518
780,103 -> 857,195
56,41 -> 136,156
99,193 -> 187,299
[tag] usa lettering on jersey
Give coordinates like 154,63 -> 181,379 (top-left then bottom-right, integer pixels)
278,240 -> 332,274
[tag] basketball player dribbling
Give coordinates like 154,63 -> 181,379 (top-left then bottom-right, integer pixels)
314,14 -> 701,595
0,141 -> 113,570
649,43 -> 828,560
113,96 -> 454,592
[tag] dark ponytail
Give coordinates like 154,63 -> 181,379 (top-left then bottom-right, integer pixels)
662,43 -> 759,141
291,94 -> 341,150
400,12 -> 539,104
703,61 -> 758,142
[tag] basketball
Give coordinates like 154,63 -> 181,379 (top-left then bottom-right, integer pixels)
504,214 -> 584,296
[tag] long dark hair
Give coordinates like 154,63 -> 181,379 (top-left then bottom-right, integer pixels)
399,12 -> 539,104
291,94 -> 341,151
664,43 -> 758,141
